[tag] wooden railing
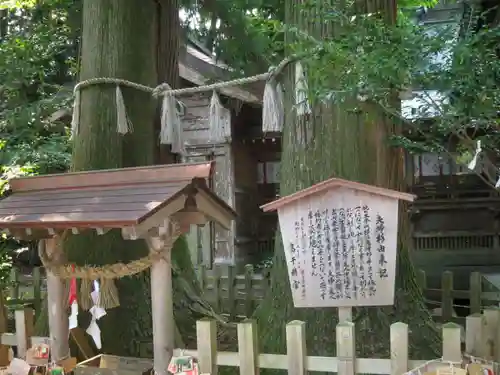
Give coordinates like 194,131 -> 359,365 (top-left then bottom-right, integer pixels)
1,307 -> 498,375
412,232 -> 498,251
5,268 -> 44,316
5,265 -> 499,323
198,264 -> 270,319
200,265 -> 500,321
186,310 -> 498,375
0,307 -> 48,360
417,270 -> 484,321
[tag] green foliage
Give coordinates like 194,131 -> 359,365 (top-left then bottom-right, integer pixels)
0,0 -> 37,9
0,0 -> 77,270
182,0 -> 285,75
285,0 -> 500,168
0,0 -> 76,192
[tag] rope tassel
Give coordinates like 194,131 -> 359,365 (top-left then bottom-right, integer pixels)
262,79 -> 284,133
116,85 -> 133,134
79,279 -> 93,311
160,86 -> 184,154
209,90 -> 225,142
70,89 -> 81,140
97,278 -> 120,309
295,61 -> 311,116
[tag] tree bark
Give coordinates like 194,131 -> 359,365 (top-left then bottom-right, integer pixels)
32,0 -> 216,356
67,0 -> 157,356
155,0 -> 180,164
254,0 -> 440,361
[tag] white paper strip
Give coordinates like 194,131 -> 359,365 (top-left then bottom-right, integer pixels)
468,140 -> 482,171
68,302 -> 78,330
86,280 -> 106,349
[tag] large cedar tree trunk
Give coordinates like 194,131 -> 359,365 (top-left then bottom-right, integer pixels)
254,0 -> 440,360
33,0 -> 211,356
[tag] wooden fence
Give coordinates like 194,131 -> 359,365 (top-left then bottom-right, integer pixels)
181,309 -> 498,375
6,265 -> 500,322
2,307 -> 498,375
198,264 -> 270,318
200,265 -> 500,320
6,267 -> 44,315
0,307 -> 48,361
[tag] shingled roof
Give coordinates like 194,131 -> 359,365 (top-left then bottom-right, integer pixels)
0,162 -> 236,240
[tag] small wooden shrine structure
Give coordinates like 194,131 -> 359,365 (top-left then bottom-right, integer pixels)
0,162 -> 236,374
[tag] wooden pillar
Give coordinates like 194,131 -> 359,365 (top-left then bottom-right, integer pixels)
43,239 -> 70,361
149,236 -> 174,374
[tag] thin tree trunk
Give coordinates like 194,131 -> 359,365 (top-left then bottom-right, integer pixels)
254,0 -> 440,361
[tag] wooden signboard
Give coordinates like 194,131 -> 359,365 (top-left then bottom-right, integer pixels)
262,178 -> 415,308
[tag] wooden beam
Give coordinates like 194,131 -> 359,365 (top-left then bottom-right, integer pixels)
121,195 -> 187,239
44,239 -> 70,361
195,192 -> 234,230
70,327 -> 95,360
147,234 -> 175,373
0,290 -> 9,366
95,228 -> 109,235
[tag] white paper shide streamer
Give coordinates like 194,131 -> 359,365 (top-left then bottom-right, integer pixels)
86,280 -> 107,349
115,85 -> 133,135
262,79 -> 284,133
68,298 -> 78,330
70,89 -> 81,140
160,85 -> 184,154
209,90 -> 222,141
468,140 -> 482,171
294,61 -> 311,116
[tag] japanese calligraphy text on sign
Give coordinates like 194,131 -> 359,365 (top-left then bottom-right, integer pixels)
278,187 -> 399,308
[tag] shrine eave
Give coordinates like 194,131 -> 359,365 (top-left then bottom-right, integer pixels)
261,177 -> 416,212
0,162 -> 236,240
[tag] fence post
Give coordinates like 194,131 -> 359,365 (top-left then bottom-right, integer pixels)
483,308 -> 500,360
15,307 -> 34,359
336,321 -> 355,375
33,267 -> 41,316
390,322 -> 408,375
9,268 -> 19,301
441,271 -> 453,321
442,323 -> 461,363
0,290 -> 9,366
196,319 -> 217,375
286,321 -> 306,375
227,266 -> 235,319
213,267 -> 221,312
237,319 -> 259,375
466,313 -> 484,356
244,265 -> 254,317
417,269 -> 426,292
469,272 -> 482,314
197,265 -> 206,291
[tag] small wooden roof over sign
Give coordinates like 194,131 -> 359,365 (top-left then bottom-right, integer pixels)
0,162 -> 236,240
261,177 -> 416,212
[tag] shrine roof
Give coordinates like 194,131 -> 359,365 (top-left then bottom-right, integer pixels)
261,177 -> 416,212
0,162 -> 236,237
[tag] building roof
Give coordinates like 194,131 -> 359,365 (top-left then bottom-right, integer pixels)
181,38 -> 263,104
261,177 -> 416,212
0,162 -> 236,239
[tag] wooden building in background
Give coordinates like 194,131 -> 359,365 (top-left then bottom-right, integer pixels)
178,42 -> 279,268
401,0 -> 500,291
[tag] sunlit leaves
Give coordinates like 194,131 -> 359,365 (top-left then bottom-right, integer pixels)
0,0 -> 76,197
0,0 -> 36,9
